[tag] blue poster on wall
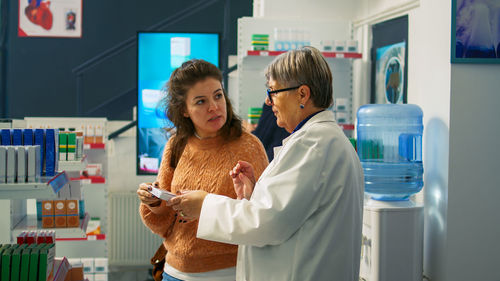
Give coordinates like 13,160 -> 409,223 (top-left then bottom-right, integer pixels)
452,0 -> 500,63
375,42 -> 406,104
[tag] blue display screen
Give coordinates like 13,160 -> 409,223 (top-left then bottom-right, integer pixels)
137,32 -> 219,175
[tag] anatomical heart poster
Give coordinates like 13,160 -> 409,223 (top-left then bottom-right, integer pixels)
18,0 -> 82,38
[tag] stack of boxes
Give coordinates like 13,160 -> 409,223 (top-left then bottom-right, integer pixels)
0,128 -> 59,184
68,257 -> 108,281
81,124 -> 104,145
251,34 -> 269,51
41,199 -> 80,229
58,130 -> 83,162
0,231 -> 56,281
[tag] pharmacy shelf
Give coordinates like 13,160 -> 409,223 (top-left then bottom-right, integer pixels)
57,233 -> 106,241
58,155 -> 87,172
83,143 -> 105,150
0,172 -> 69,199
246,50 -> 362,59
12,212 -> 90,239
70,176 -> 106,185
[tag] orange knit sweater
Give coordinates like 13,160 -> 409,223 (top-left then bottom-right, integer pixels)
139,131 -> 269,273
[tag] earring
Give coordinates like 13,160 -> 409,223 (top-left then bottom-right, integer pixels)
300,104 -> 305,109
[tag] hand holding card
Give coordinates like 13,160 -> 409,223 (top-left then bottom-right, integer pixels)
148,185 -> 176,201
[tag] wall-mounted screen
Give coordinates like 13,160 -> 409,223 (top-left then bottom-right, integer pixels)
137,32 -> 220,175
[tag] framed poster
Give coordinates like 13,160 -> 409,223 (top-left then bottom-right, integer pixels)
371,15 -> 408,104
374,42 -> 406,104
18,0 -> 82,38
451,0 -> 500,63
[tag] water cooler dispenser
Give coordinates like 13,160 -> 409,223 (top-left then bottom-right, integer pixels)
357,104 -> 424,281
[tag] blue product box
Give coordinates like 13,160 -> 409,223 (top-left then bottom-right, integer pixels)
36,200 -> 42,221
12,129 -> 23,145
34,129 -> 45,176
23,129 -> 34,145
45,129 -> 56,177
79,200 -> 85,219
1,129 -> 11,145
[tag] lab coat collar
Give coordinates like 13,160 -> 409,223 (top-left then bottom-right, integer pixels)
282,110 -> 335,145
274,110 -> 335,156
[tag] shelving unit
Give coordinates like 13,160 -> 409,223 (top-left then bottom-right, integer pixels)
236,17 -> 361,131
56,139 -> 109,259
246,50 -> 362,59
20,117 -> 109,263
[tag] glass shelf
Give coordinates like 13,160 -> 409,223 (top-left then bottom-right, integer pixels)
12,212 -> 89,239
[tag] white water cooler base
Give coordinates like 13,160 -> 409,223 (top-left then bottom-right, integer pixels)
360,199 -> 423,281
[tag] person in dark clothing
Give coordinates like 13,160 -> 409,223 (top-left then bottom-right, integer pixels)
251,103 -> 290,161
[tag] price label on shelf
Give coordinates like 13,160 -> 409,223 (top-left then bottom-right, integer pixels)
336,53 -> 345,58
260,51 -> 269,56
87,235 -> 97,241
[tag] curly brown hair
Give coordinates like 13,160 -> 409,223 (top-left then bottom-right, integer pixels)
162,59 -> 242,168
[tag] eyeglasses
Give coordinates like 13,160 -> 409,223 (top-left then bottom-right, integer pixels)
266,86 -> 300,104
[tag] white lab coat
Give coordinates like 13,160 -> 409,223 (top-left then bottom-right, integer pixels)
197,110 -> 364,281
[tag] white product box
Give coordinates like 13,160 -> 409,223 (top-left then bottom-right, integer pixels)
336,111 -> 348,124
17,146 -> 27,183
94,273 -> 108,281
58,184 -> 71,199
0,146 -> 6,183
69,181 -> 82,198
94,258 -> 108,273
333,40 -> 346,52
67,257 -> 82,267
27,145 -> 40,182
335,98 -> 348,111
347,40 -> 358,52
81,257 -> 94,273
84,163 -> 102,176
6,146 -> 17,183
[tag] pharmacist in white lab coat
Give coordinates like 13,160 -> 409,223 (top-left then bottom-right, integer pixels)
169,46 -> 364,281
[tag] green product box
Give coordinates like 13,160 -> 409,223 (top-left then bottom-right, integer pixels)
20,244 -> 37,281
58,133 -> 68,161
251,45 -> 269,51
11,244 -> 27,281
251,34 -> 269,40
1,245 -> 13,281
67,133 -> 76,161
247,107 -> 263,124
28,244 -> 44,281
38,244 -> 55,281
251,41 -> 269,45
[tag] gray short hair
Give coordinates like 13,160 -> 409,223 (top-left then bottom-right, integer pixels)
265,46 -> 333,109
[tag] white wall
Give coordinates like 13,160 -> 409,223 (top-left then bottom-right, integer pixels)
447,65 -> 500,280
409,1 -> 451,280
254,0 -> 361,20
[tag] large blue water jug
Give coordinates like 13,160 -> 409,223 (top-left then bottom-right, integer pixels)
357,104 -> 423,200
